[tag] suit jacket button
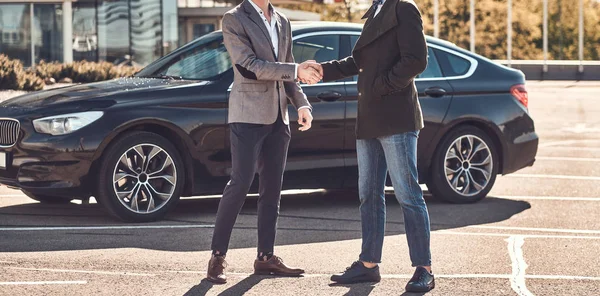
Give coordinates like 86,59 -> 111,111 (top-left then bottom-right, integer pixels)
359,69 -> 364,73
358,92 -> 362,96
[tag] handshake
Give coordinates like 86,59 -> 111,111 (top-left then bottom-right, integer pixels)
297,60 -> 324,85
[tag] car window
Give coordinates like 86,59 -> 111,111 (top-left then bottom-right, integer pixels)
293,35 -> 340,65
433,48 -> 471,77
348,37 -> 449,81
418,47 -> 443,79
157,33 -> 232,80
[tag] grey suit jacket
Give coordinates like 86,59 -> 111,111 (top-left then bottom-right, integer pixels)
222,1 -> 311,125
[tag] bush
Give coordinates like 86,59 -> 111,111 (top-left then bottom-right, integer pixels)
0,55 -> 140,91
21,72 -> 45,91
34,61 -> 64,81
60,61 -> 139,84
0,54 -> 44,91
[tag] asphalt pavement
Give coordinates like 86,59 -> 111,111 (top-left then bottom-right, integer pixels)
1,81 -> 599,296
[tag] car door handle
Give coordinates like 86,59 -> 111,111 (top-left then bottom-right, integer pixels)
317,91 -> 343,102
424,87 -> 447,98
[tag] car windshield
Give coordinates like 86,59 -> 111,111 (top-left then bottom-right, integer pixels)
136,32 -> 232,81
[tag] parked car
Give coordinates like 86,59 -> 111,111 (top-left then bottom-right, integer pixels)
0,22 -> 538,222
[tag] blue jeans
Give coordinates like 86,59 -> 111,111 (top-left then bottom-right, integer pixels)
357,131 -> 432,267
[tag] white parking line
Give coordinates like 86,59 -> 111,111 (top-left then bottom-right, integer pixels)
494,195 -> 600,201
539,139 -> 600,148
1,224 -> 599,241
0,224 -> 215,231
17,267 -> 600,282
220,272 -> 600,281
0,281 -> 86,285
541,146 -> 600,152
507,174 -> 600,181
6,267 -> 156,277
470,225 -> 600,235
536,156 -> 600,162
436,230 -> 600,240
507,236 -> 534,296
526,275 -> 600,281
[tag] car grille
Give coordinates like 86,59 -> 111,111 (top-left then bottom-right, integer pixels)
0,119 -> 20,147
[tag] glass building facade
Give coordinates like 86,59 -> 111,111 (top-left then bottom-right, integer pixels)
0,0 -> 178,67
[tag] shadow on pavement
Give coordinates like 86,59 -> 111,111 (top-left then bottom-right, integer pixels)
215,275 -> 266,296
183,279 -> 214,296
0,190 -> 531,252
329,282 -> 377,296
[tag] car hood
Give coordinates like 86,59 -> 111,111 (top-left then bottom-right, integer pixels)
0,77 -> 206,109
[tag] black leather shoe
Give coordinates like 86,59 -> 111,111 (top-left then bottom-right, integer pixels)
405,266 -> 435,292
330,261 -> 381,284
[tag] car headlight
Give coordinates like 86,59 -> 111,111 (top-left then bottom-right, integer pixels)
33,111 -> 104,135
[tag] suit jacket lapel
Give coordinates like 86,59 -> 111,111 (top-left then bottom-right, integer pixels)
275,12 -> 286,62
354,0 -> 399,52
242,0 -> 277,59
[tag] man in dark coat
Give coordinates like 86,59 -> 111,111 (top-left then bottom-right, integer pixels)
315,0 -> 435,292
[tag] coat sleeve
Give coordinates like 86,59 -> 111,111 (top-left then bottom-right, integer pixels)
222,13 -> 297,82
283,21 -> 312,110
372,2 -> 427,96
320,56 -> 360,82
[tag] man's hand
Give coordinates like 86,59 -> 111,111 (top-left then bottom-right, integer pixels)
297,108 -> 313,132
298,60 -> 323,85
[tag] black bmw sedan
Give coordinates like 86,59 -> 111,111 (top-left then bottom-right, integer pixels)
0,22 -> 538,222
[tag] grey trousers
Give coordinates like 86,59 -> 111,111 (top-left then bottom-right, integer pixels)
211,114 -> 291,254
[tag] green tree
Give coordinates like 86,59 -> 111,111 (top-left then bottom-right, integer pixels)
547,0 -> 600,60
280,0 -> 367,23
285,0 -> 600,60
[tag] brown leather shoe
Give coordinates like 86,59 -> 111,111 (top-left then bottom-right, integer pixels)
254,255 -> 305,277
206,255 -> 227,284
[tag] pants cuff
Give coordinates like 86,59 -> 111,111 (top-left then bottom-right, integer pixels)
359,255 -> 382,264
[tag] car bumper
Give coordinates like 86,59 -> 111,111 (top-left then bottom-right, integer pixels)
502,130 -> 539,175
0,126 -> 100,197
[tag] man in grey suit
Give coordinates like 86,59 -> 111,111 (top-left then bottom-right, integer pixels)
206,0 -> 323,284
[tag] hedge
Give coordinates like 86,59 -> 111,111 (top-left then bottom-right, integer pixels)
0,55 -> 44,91
0,54 -> 140,91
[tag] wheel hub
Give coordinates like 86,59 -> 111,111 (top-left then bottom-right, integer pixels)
138,173 -> 148,183
444,135 -> 493,197
113,144 -> 177,214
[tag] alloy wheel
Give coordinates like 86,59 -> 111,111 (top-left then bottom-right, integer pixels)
444,135 -> 493,197
112,144 -> 177,214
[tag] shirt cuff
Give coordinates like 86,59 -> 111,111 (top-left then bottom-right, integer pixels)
298,106 -> 311,111
294,64 -> 299,80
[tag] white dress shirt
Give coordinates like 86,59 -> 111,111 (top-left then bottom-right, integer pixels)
248,0 -> 308,110
374,0 -> 386,17
248,0 -> 279,58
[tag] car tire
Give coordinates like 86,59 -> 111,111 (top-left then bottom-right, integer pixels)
427,126 -> 499,204
23,191 -> 73,204
96,131 -> 184,222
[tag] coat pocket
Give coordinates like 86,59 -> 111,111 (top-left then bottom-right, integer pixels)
237,83 -> 268,93
381,94 -> 416,128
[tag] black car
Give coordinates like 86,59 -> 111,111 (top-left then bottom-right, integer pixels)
0,22 -> 538,222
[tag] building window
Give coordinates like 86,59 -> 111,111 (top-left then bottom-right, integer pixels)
130,0 -> 162,66
98,0 -> 131,64
178,0 -> 232,8
1,0 -> 175,67
73,1 -> 98,62
34,4 -> 64,64
162,0 -> 179,54
0,4 -> 32,67
193,24 -> 215,40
